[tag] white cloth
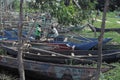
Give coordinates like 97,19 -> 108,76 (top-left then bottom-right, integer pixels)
52,27 -> 59,37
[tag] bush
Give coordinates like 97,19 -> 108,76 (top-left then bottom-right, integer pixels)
0,73 -> 18,80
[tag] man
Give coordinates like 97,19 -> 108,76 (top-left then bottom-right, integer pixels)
51,26 -> 59,38
35,24 -> 42,40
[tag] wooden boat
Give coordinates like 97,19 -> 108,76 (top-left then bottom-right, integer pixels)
28,30 -> 112,50
0,29 -> 112,50
0,54 -> 115,80
0,39 -> 111,51
31,40 -> 99,50
30,36 -> 112,50
72,36 -> 112,44
1,45 -> 120,63
0,29 -> 18,40
1,39 -> 116,51
0,40 -> 73,50
0,28 -> 34,41
104,45 -> 120,49
91,27 -> 120,33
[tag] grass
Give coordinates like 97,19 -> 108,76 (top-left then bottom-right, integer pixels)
93,12 -> 120,28
94,11 -> 120,44
103,62 -> 120,80
77,11 -> 120,80
92,11 -> 120,80
79,11 -> 120,44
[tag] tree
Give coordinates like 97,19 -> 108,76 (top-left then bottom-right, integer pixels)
32,0 -> 97,25
96,0 -> 120,11
12,0 -> 20,10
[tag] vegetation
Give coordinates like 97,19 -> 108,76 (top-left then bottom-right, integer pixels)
93,11 -> 120,44
12,0 -> 97,25
0,48 -> 7,55
103,63 -> 120,80
78,11 -> 120,44
96,0 -> 120,11
91,11 -> 120,79
0,72 -> 18,80
74,8 -> 120,80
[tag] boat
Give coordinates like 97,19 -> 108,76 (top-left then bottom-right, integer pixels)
30,36 -> 112,50
0,53 -> 115,80
31,40 -> 99,50
27,48 -> 120,63
0,29 -> 19,40
72,36 -> 112,44
1,44 -> 120,63
0,29 -> 112,50
102,44 -> 120,50
0,28 -> 35,41
0,37 -> 112,51
91,27 -> 120,33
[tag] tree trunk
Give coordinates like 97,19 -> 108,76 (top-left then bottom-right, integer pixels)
17,0 -> 25,80
94,0 -> 109,80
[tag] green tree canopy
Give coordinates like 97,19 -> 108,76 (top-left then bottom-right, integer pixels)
35,0 -> 97,25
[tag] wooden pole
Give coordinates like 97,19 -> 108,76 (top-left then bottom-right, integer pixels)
17,0 -> 25,80
94,0 -> 109,80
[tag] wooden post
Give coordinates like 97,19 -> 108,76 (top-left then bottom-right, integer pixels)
93,0 -> 109,80
17,0 -> 25,80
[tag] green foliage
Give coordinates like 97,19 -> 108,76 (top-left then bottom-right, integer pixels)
48,0 -> 96,25
12,0 -> 96,25
28,2 -> 38,9
103,63 -> 120,80
51,2 -> 79,25
30,0 -> 97,25
90,11 -> 120,44
0,48 -> 6,55
13,0 -> 20,11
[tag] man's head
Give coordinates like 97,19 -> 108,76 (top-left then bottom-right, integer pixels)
38,24 -> 41,27
51,26 -> 53,29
